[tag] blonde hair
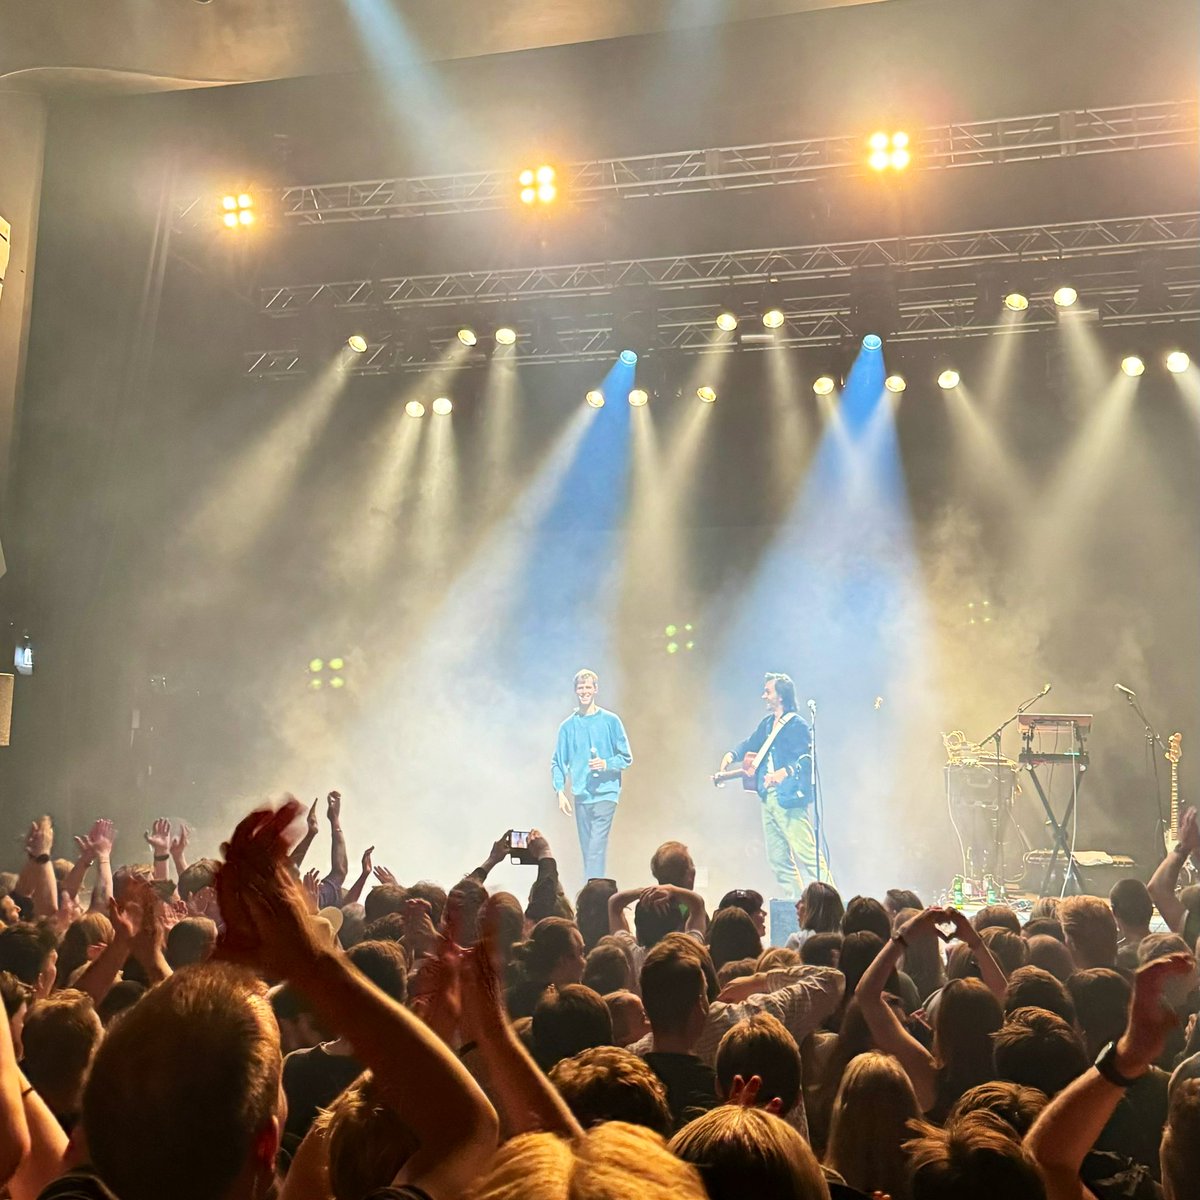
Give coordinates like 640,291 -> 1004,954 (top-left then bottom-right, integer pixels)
313,1071 -> 418,1200
467,1123 -> 706,1200
574,669 -> 599,687
1058,895 -> 1119,967
825,1052 -> 921,1200
670,1106 -> 830,1200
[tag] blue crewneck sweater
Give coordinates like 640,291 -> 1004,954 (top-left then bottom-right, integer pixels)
551,707 -> 633,805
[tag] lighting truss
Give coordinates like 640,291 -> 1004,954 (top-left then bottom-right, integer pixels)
258,213 -> 1200,314
245,279 -> 1200,378
178,99 -> 1197,229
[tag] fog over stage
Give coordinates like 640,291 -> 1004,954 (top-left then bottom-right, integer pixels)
0,0 -> 1196,906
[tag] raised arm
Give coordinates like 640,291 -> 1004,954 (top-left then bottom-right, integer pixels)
855,908 -> 941,1111
144,819 -> 173,881
15,818 -> 57,920
459,941 -> 583,1141
85,820 -> 115,915
0,988 -> 31,1190
467,834 -> 510,885
945,907 -> 1009,1001
288,800 -> 320,871
525,831 -> 571,923
608,887 -> 645,935
325,791 -> 348,891
341,845 -> 375,907
61,820 -> 103,901
1148,806 -> 1198,934
1026,953 -> 1193,1200
169,822 -> 190,876
662,884 -> 708,935
217,798 -> 498,1200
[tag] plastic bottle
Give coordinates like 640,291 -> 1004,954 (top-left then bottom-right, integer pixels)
952,874 -> 965,908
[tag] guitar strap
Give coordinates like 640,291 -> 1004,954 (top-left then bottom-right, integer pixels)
751,712 -> 796,772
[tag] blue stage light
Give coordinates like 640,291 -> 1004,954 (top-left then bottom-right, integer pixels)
619,349 -> 638,366
862,334 -> 883,351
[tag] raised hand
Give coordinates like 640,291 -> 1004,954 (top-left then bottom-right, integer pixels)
373,865 -> 399,888
144,818 -> 171,856
90,818 -> 115,859
169,822 -> 190,860
302,867 -> 321,913
1178,807 -> 1199,852
108,896 -> 139,944
1118,952 -> 1196,1074
459,941 -> 506,1039
488,833 -> 509,867
527,829 -> 551,861
25,815 -> 53,858
326,790 -> 342,826
306,800 -> 320,837
728,1074 -> 763,1107
215,797 -> 324,979
360,845 -> 375,875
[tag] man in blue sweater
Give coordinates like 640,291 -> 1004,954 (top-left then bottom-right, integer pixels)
551,668 -> 633,882
718,672 -> 833,898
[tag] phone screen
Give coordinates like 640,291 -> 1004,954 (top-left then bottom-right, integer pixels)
509,830 -> 530,850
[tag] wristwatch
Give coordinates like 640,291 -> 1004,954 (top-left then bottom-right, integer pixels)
1094,1040 -> 1144,1088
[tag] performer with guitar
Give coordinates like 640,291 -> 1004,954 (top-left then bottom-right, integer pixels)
552,668 -> 633,881
714,672 -> 833,897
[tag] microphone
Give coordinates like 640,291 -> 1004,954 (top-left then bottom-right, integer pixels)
1114,683 -> 1136,698
806,699 -> 817,714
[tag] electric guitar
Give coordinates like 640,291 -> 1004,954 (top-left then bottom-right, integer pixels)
712,753 -> 761,792
1165,732 -> 1185,857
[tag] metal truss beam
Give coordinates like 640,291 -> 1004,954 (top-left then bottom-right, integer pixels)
245,281 -> 1200,379
258,212 -> 1200,314
190,99 -> 1198,229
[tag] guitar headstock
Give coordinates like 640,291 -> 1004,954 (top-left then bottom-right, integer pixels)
1167,732 -> 1182,765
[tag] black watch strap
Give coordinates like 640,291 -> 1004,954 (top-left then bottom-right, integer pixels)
1094,1040 -> 1142,1088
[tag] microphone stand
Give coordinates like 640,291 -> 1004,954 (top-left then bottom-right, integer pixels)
1120,691 -> 1169,860
976,687 -> 1049,890
808,702 -> 824,883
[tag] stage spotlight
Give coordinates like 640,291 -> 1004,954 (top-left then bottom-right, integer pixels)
1004,292 -> 1029,311
221,192 -> 254,229
884,374 -> 906,393
309,658 -> 324,673
1166,351 -> 1190,373
328,657 -> 345,671
812,375 -> 835,396
938,369 -> 961,390
432,396 -> 453,415
696,386 -> 717,403
628,388 -> 649,407
762,308 -> 785,329
585,389 -> 606,408
867,131 -> 910,171
329,677 -> 346,689
862,333 -> 883,351
519,165 -> 557,205
495,326 -> 517,346
716,310 -> 738,332
619,349 -> 638,366
1053,286 -> 1078,308
405,400 -> 427,417
347,335 -> 368,353
457,327 -> 478,347
1121,355 -> 1145,377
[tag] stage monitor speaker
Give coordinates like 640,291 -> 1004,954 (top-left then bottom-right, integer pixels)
769,897 -> 800,948
0,674 -> 12,746
1024,850 -> 1137,897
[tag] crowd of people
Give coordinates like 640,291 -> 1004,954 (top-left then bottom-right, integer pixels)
0,791 -> 1198,1200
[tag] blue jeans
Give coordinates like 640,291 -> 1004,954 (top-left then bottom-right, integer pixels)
761,789 -> 834,898
575,799 -> 617,880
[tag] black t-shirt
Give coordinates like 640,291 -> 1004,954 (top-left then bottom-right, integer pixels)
282,1043 -> 364,1145
365,1189 -> 433,1200
644,1051 -> 719,1130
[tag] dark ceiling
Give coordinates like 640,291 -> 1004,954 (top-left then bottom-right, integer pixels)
0,0 -> 887,94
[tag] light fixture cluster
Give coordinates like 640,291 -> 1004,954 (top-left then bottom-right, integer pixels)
308,656 -> 347,691
713,306 -> 786,331
1121,351 -> 1191,377
519,165 -> 557,205
221,193 -> 254,228
404,396 -> 454,418
867,131 -> 910,172
457,324 -> 519,348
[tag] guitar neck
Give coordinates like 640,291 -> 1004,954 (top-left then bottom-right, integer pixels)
1171,760 -> 1180,839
